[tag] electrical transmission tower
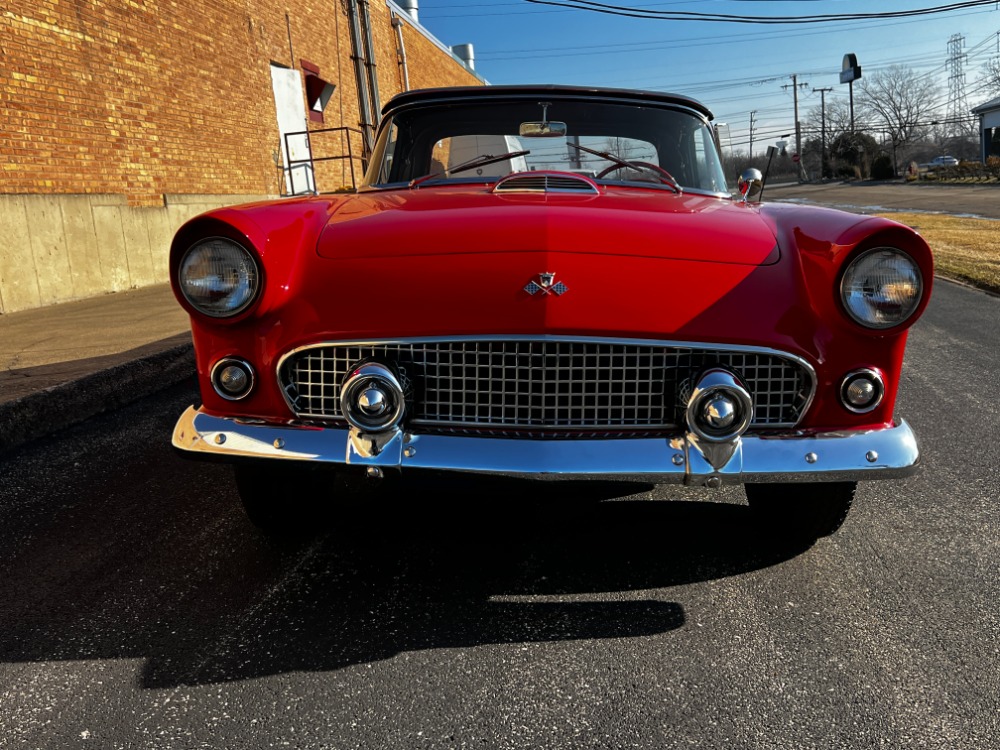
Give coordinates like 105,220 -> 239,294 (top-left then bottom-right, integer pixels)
947,34 -> 973,138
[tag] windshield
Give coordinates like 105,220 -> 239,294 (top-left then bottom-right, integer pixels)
364,98 -> 730,195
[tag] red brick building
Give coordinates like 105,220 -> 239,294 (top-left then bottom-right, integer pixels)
0,0 -> 484,312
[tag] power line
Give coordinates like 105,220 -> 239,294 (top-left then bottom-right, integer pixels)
522,0 -> 1000,24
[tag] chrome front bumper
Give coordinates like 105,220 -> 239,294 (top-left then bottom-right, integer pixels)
172,406 -> 920,486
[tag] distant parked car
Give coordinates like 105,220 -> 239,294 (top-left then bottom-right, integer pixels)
169,83 -> 934,545
930,155 -> 959,167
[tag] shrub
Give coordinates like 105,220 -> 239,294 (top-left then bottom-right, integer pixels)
871,155 -> 894,180
987,156 -> 1000,180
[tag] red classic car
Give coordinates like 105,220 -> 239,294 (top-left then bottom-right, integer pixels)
170,84 -> 933,544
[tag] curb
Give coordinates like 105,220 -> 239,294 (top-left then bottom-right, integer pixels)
0,342 -> 195,455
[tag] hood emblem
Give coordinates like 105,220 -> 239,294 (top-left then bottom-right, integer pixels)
524,272 -> 568,296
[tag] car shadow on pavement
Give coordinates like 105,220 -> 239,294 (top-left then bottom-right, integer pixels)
0,385 -> 805,690
138,473 -> 800,687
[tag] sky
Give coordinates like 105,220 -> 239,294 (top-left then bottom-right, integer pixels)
408,0 -> 1000,155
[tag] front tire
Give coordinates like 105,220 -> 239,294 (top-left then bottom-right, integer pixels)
232,464 -> 327,538
745,481 -> 856,545
232,463 -> 398,539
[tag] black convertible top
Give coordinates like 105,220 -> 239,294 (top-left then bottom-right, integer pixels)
381,84 -> 715,121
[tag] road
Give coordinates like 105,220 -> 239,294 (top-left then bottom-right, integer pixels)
0,277 -> 998,749
764,180 -> 1000,220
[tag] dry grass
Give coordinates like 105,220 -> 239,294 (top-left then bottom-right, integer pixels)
875,212 -> 1000,295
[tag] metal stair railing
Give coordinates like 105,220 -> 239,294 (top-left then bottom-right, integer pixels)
282,126 -> 368,195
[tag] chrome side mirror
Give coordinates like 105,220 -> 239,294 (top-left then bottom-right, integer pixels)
738,168 -> 762,202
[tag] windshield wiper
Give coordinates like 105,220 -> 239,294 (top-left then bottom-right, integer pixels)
567,142 -> 681,194
409,150 -> 531,188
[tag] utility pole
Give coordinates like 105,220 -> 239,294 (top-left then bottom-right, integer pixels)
814,87 -> 833,179
749,110 -> 757,158
782,74 -> 809,180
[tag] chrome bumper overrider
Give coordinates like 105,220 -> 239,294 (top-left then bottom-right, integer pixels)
172,406 -> 920,485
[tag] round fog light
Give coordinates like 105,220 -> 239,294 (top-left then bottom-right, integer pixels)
840,369 -> 884,413
341,361 -> 405,432
701,395 -> 737,430
359,387 -> 387,415
211,358 -> 256,401
685,368 -> 754,443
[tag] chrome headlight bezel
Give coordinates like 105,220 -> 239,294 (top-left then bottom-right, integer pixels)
178,237 -> 261,318
840,247 -> 923,330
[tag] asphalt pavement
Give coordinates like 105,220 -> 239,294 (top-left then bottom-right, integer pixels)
1,180 -> 997,455
0,283 -> 193,454
762,179 -> 1000,219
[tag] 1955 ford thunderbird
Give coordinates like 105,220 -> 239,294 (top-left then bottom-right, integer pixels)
169,84 -> 932,543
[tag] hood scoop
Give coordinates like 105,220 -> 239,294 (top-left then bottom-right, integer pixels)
493,171 -> 599,195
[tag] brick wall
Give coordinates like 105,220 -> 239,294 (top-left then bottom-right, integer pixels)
0,0 -> 484,311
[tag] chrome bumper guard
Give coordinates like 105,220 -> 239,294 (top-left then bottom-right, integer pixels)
172,406 -> 920,485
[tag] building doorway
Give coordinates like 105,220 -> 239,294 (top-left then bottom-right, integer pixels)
270,64 -> 315,195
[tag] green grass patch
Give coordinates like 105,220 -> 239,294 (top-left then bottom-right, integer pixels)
879,212 -> 1000,295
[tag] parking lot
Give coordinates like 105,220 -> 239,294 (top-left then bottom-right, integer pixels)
764,179 -> 1000,219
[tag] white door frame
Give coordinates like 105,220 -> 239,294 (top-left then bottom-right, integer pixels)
270,64 -> 315,195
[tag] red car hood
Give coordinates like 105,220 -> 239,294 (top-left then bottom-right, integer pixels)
316,187 -> 778,265
294,185 -> 796,353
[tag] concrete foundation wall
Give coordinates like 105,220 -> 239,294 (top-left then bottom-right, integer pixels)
0,194 -> 269,315
1,0 -> 484,314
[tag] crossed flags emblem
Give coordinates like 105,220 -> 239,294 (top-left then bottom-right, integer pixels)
524,273 -> 568,296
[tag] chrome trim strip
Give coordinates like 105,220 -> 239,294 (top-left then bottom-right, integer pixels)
173,406 -> 919,485
275,335 -> 818,428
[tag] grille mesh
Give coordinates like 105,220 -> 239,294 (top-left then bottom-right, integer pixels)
280,340 -> 811,434
493,174 -> 598,194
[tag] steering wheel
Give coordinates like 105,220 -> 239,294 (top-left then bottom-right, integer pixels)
595,161 -> 680,192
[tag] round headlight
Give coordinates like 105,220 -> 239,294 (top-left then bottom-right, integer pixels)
841,247 -> 922,329
179,238 -> 260,317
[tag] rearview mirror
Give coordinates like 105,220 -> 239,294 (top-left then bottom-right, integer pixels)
519,121 -> 567,138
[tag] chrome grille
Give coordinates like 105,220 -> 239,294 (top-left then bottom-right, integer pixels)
279,339 -> 812,434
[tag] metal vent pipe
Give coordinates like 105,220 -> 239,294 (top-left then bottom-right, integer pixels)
391,13 -> 410,91
451,43 -> 475,70
358,0 -> 382,129
398,0 -> 418,22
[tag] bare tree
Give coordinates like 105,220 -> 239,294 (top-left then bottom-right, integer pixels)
803,97 -> 855,178
979,56 -> 1000,97
856,65 -> 940,175
604,137 -> 636,161
807,96 -> 854,139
